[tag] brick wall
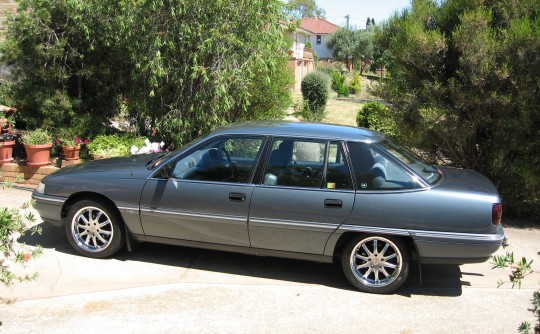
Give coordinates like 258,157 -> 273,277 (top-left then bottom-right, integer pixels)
0,0 -> 17,41
288,55 -> 315,92
0,163 -> 59,187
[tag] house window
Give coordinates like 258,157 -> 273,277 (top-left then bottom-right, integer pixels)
316,35 -> 321,44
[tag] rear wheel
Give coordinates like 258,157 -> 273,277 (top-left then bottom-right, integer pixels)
65,199 -> 125,258
341,234 -> 409,293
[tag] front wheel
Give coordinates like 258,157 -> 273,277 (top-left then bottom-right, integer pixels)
65,199 -> 125,258
341,234 -> 410,294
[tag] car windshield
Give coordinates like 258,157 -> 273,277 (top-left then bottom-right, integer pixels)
378,139 -> 442,185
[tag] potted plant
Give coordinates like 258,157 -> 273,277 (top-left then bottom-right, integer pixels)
0,133 -> 16,163
56,130 -> 89,161
0,111 -> 16,163
0,107 -> 16,134
21,129 -> 52,167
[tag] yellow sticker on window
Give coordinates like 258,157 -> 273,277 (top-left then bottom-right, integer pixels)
327,182 -> 336,189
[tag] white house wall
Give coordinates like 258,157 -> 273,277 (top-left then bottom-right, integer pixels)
296,32 -> 333,59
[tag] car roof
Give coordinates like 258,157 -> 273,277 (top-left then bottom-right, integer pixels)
212,121 -> 385,142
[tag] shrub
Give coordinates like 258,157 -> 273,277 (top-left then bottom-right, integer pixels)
87,134 -> 146,159
374,0 -> 540,218
316,62 -> 345,76
356,101 -> 399,139
300,71 -> 330,122
331,71 -> 349,97
0,203 -> 42,304
349,72 -> 362,94
305,41 -> 318,65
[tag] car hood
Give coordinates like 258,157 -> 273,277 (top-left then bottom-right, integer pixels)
48,154 -> 160,179
437,166 -> 500,198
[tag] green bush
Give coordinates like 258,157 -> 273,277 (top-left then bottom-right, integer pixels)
300,71 -> 330,122
374,0 -> 540,218
0,205 -> 42,304
331,71 -> 349,97
316,62 -> 345,76
87,134 -> 146,159
349,72 -> 362,94
305,41 -> 318,65
356,101 -> 399,139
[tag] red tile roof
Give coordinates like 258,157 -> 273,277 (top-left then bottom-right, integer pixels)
297,17 -> 339,35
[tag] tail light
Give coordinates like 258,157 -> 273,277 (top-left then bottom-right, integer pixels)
492,203 -> 502,225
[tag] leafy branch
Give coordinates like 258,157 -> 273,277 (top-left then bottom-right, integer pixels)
0,204 -> 43,305
491,252 -> 533,288
491,252 -> 539,333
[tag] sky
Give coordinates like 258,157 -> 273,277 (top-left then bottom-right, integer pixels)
316,0 -> 411,28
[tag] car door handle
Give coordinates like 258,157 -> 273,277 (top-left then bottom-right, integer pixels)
229,192 -> 246,202
324,199 -> 342,208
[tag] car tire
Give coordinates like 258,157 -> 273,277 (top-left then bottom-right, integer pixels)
341,234 -> 410,294
65,199 -> 126,258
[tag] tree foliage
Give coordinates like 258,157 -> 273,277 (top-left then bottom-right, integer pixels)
374,0 -> 540,217
284,0 -> 326,19
1,0 -> 292,146
327,28 -> 373,74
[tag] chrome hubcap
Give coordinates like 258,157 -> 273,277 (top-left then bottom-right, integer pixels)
350,237 -> 402,287
71,207 -> 113,252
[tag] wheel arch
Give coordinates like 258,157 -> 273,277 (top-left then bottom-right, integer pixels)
61,192 -> 124,225
332,231 -> 419,262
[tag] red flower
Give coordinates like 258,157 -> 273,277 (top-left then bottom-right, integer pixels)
75,136 -> 81,144
23,253 -> 31,262
55,139 -> 60,143
83,139 -> 89,145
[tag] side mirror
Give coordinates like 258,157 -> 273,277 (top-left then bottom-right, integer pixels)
155,164 -> 172,179
263,173 -> 277,186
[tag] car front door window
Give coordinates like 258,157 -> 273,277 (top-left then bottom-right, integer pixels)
171,136 -> 264,183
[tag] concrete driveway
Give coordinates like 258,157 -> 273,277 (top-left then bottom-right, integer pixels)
1,187 -> 539,333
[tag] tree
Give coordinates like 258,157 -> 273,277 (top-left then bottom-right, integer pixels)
120,0 -> 292,145
366,17 -> 374,29
1,0 -> 293,146
0,0 -> 126,131
327,28 -> 373,74
374,0 -> 540,217
284,0 -> 326,19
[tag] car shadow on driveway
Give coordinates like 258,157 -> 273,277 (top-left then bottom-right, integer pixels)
22,222 -> 467,297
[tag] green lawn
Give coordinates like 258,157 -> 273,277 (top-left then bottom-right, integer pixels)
323,99 -> 363,127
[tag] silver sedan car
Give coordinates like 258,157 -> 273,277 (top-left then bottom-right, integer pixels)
33,121 -> 506,293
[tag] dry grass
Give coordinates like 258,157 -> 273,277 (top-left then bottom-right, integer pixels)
323,98 -> 363,126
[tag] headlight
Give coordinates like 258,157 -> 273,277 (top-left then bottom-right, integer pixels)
36,182 -> 45,194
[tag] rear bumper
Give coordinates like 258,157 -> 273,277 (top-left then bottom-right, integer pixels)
411,226 -> 506,265
32,192 -> 65,227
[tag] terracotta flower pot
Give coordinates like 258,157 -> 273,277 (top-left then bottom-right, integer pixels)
62,145 -> 81,161
24,144 -> 52,167
0,140 -> 15,163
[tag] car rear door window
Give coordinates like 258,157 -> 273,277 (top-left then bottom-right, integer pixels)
263,139 -> 352,190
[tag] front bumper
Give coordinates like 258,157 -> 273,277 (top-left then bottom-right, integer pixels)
32,192 -> 66,227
